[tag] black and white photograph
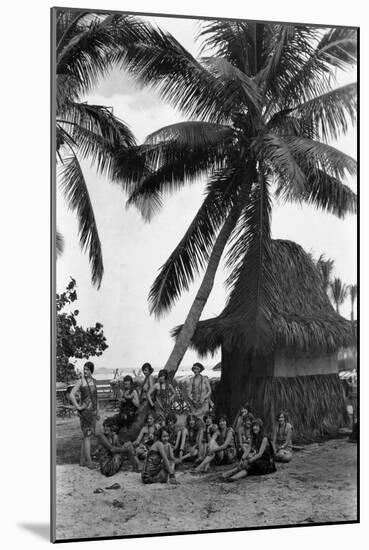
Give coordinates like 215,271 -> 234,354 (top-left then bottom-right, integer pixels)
52,6 -> 358,542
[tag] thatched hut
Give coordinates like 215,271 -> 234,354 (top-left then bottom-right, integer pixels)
176,239 -> 355,440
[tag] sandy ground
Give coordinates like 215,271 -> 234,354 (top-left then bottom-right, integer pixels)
55,412 -> 357,541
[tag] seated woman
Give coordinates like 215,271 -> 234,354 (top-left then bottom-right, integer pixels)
222,418 -> 276,482
197,413 -> 216,463
141,427 -> 178,484
236,412 -> 254,459
272,410 -> 293,463
178,414 -> 201,462
233,403 -> 252,434
148,369 -> 175,418
165,412 -> 181,455
98,421 -> 140,476
195,415 -> 236,472
138,363 -> 155,405
133,412 -> 157,460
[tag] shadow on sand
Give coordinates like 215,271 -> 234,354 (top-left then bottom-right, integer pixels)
18,523 -> 49,541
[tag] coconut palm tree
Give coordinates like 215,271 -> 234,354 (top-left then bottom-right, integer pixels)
349,283 -> 357,321
330,277 -> 348,313
55,10 -> 153,287
316,254 -> 335,294
121,21 -> 357,376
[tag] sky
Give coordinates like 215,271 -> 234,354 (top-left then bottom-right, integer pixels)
56,15 -> 357,372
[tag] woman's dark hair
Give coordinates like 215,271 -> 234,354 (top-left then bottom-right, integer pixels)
141,362 -> 153,374
84,361 -> 94,374
123,375 -> 133,385
156,427 -> 169,441
158,369 -> 168,379
242,412 -> 255,423
251,418 -> 265,450
165,412 -> 177,425
217,414 -> 228,424
276,410 -> 289,422
145,412 -> 154,422
203,413 -> 215,423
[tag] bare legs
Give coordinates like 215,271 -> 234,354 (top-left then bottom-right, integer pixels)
79,432 -> 94,469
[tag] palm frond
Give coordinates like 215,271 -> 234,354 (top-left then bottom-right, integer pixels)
201,57 -> 261,110
57,14 -> 121,95
283,137 -> 357,181
58,154 -> 103,288
113,22 -> 235,123
126,136 -> 233,220
276,83 -> 357,142
275,27 -> 357,111
56,229 -> 65,257
276,167 -> 356,219
148,167 -> 245,317
198,20 -> 264,74
329,277 -> 348,311
258,134 -> 307,199
145,121 -> 235,147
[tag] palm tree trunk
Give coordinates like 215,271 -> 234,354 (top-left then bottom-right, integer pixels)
164,198 -> 246,377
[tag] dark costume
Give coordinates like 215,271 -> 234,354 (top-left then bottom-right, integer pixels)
79,377 -> 98,436
246,437 -> 276,476
141,447 -> 170,484
154,382 -> 172,417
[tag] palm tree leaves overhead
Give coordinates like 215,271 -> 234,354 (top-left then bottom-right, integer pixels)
148,166 -> 247,317
329,277 -> 348,313
59,154 -> 103,288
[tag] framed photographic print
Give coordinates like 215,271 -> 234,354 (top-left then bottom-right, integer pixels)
51,6 -> 358,542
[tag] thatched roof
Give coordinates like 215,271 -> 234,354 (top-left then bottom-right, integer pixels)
173,239 -> 355,357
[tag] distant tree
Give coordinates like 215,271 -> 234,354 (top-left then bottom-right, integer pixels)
316,254 -> 335,294
56,278 -> 108,382
349,283 -> 357,321
330,277 -> 348,314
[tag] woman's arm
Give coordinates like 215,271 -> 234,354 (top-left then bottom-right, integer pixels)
202,377 -> 212,401
69,380 -> 82,409
168,384 -> 175,400
147,384 -> 156,407
131,390 -> 139,409
217,429 -> 234,451
281,424 -> 293,449
98,433 -> 115,452
248,437 -> 268,462
179,428 -> 188,458
157,442 -> 172,473
134,426 -> 146,446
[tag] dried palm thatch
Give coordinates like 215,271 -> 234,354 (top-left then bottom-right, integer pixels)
216,373 -> 348,442
176,239 -> 354,357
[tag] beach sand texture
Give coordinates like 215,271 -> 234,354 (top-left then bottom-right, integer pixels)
55,414 -> 357,540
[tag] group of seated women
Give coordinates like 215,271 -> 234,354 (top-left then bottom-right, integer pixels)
97,400 -> 293,485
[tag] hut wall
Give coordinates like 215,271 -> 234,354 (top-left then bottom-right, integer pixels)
273,350 -> 338,377
215,346 -> 347,441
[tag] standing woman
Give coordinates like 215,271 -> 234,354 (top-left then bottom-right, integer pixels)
148,369 -> 175,418
222,418 -> 276,481
195,415 -> 236,472
272,410 -> 293,463
70,361 -> 99,469
117,375 -> 139,428
179,414 -> 201,462
141,427 -> 178,484
186,363 -> 212,418
139,363 -> 155,405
